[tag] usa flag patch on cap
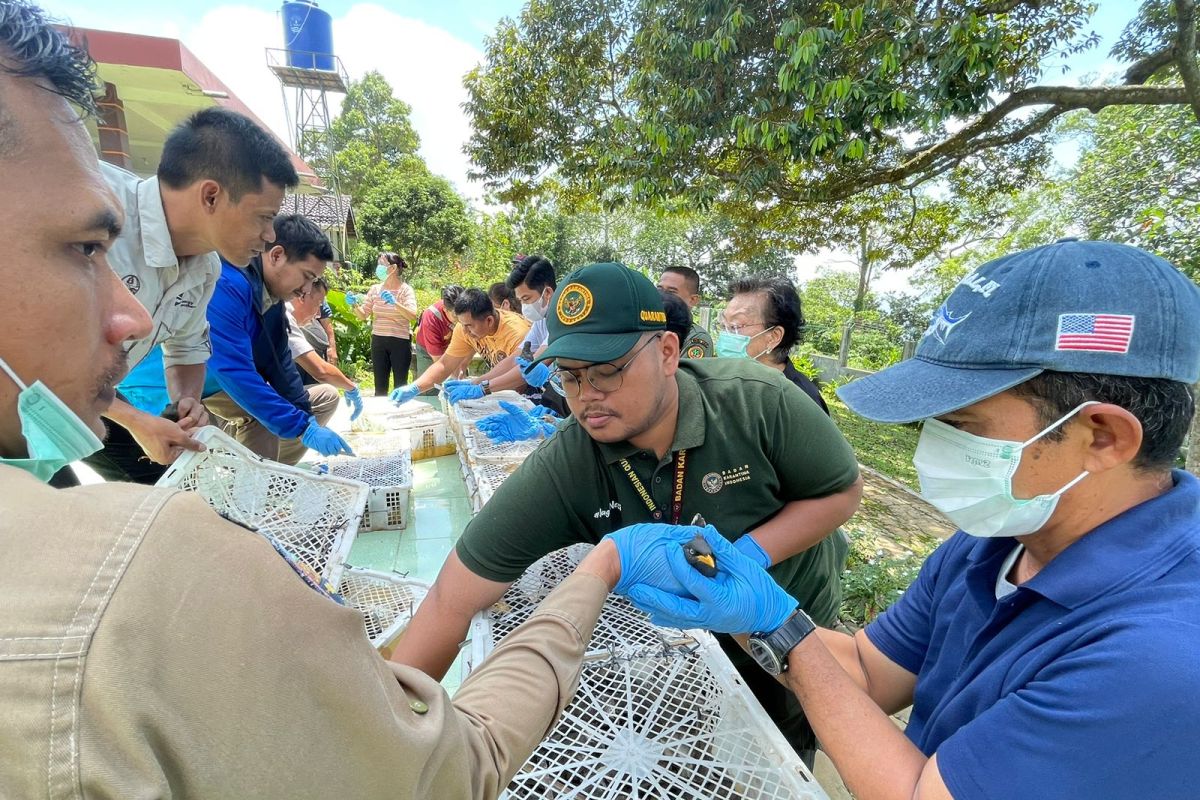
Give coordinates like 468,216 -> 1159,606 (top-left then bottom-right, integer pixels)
1055,313 -> 1135,353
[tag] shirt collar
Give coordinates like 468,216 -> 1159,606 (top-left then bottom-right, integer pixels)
136,177 -> 180,270
965,470 -> 1200,610
596,367 -> 707,465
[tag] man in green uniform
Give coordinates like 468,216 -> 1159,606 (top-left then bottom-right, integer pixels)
394,262 -> 863,762
658,265 -> 714,358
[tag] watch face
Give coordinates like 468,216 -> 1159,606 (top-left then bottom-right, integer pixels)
749,637 -> 782,675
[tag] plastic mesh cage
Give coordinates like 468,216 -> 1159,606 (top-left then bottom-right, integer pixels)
320,453 -> 414,531
452,393 -> 534,423
468,544 -> 695,667
342,429 -> 411,460
157,427 -> 369,587
464,433 -> 543,464
471,461 -> 520,508
501,640 -> 826,800
336,567 -> 430,648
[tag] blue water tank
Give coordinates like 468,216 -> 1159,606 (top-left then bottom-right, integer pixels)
282,0 -> 334,71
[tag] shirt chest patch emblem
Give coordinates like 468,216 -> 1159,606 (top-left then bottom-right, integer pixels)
123,274 -> 142,295
701,472 -> 724,494
721,464 -> 752,487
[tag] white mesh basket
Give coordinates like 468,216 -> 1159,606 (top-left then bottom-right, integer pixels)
464,544 -> 695,671
157,426 -> 369,587
470,461 -> 519,508
342,429 -> 411,460
336,567 -> 430,649
452,393 -> 534,424
464,432 -> 543,465
319,453 -> 413,531
499,638 -> 827,800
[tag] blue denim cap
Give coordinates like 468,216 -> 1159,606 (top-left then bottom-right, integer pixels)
838,240 -> 1200,423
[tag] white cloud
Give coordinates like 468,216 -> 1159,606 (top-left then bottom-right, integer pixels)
56,2 -> 486,201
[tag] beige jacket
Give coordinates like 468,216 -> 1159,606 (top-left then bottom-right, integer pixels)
0,466 -> 605,798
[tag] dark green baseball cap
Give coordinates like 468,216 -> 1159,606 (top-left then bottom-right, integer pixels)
534,262 -> 666,364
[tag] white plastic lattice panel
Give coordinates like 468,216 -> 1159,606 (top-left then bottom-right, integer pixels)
336,567 -> 430,649
464,432 -> 543,465
470,461 -> 519,509
342,429 -> 411,460
157,427 -> 368,587
466,544 -> 695,671
453,393 -> 534,424
320,453 -> 413,531
500,640 -> 827,800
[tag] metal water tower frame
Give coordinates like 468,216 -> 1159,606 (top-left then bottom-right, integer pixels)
266,47 -> 351,257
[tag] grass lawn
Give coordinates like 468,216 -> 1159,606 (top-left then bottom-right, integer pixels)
826,393 -> 921,489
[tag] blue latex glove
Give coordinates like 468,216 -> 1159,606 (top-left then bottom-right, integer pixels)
603,523 -> 699,597
442,378 -> 473,390
344,292 -> 361,307
528,404 -> 560,419
515,356 -> 551,389
733,533 -> 771,569
446,382 -> 485,404
300,418 -> 355,458
344,387 -> 364,422
476,401 -> 553,443
625,526 -> 797,634
381,289 -> 397,305
390,383 -> 420,405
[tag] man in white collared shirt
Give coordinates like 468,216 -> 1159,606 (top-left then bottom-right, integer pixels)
52,108 -> 300,485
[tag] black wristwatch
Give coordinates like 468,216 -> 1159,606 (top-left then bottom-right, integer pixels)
480,380 -> 492,395
748,608 -> 816,675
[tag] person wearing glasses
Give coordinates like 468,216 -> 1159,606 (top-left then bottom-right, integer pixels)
721,275 -> 828,414
392,261 -> 864,765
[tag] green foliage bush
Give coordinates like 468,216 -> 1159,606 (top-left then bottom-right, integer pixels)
839,528 -> 937,628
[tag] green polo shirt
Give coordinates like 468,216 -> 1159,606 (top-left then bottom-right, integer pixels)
682,322 -> 713,359
456,358 -> 859,626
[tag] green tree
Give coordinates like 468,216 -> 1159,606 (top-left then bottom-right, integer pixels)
357,171 -> 472,270
466,1 -> 1199,209
1067,103 -> 1200,277
303,71 -> 423,204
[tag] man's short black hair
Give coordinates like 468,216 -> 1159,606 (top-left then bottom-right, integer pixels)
0,2 -> 97,157
454,287 -> 495,320
440,284 -> 464,307
269,214 -> 333,263
507,254 -> 557,293
488,281 -> 517,310
1013,373 -> 1193,472
663,265 -> 701,296
0,2 -> 97,115
157,107 -> 299,201
659,289 -> 691,349
728,275 -> 805,365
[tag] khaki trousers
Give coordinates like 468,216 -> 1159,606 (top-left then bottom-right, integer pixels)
204,384 -> 340,465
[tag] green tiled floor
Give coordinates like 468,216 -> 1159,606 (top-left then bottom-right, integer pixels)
346,452 -> 474,692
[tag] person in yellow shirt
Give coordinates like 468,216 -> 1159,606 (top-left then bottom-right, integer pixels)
390,288 -> 530,404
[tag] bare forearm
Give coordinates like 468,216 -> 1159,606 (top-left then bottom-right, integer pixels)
485,366 -> 526,393
295,354 -> 355,391
416,357 -> 464,391
390,594 -> 474,680
102,397 -> 146,427
786,635 -> 930,800
751,476 -> 863,563
477,354 -> 516,383
165,363 -> 206,402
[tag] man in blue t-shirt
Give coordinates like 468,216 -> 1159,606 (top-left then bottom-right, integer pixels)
628,240 -> 1200,799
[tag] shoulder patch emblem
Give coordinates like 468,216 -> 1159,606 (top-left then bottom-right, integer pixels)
685,344 -> 708,359
556,283 -> 594,326
123,274 -> 141,295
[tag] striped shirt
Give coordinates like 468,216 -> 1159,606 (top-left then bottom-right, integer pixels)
362,282 -> 418,339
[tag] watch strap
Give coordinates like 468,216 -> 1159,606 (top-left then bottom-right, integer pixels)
755,608 -> 816,673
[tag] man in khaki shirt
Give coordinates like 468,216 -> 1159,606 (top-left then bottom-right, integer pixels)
0,6 -> 692,797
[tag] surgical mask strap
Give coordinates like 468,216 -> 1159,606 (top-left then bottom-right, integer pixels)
0,355 -> 28,392
1019,400 -> 1102,449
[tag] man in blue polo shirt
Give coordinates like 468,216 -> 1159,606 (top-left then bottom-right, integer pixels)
627,240 -> 1200,799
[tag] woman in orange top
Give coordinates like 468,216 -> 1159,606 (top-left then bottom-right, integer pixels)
352,252 -> 419,396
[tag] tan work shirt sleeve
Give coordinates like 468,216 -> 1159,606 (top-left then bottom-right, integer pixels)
80,491 -> 606,799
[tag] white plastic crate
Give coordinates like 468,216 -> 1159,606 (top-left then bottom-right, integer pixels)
499,638 -> 827,800
453,392 -> 533,424
157,426 -> 369,587
470,461 -> 518,509
342,428 -> 411,460
463,431 -> 543,465
464,544 -> 695,671
320,453 -> 413,531
336,567 -> 430,649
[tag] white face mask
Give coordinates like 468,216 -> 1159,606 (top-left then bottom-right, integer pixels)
913,401 -> 1099,538
522,290 -> 551,323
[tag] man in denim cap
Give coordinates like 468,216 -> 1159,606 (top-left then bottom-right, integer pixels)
629,240 -> 1200,799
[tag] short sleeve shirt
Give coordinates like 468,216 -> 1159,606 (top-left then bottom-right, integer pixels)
865,470 -> 1200,799
101,162 -> 221,370
456,358 -> 860,625
362,283 -> 417,339
521,318 -> 549,352
415,301 -> 454,356
284,309 -> 316,360
444,310 -> 531,369
682,322 -> 713,359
